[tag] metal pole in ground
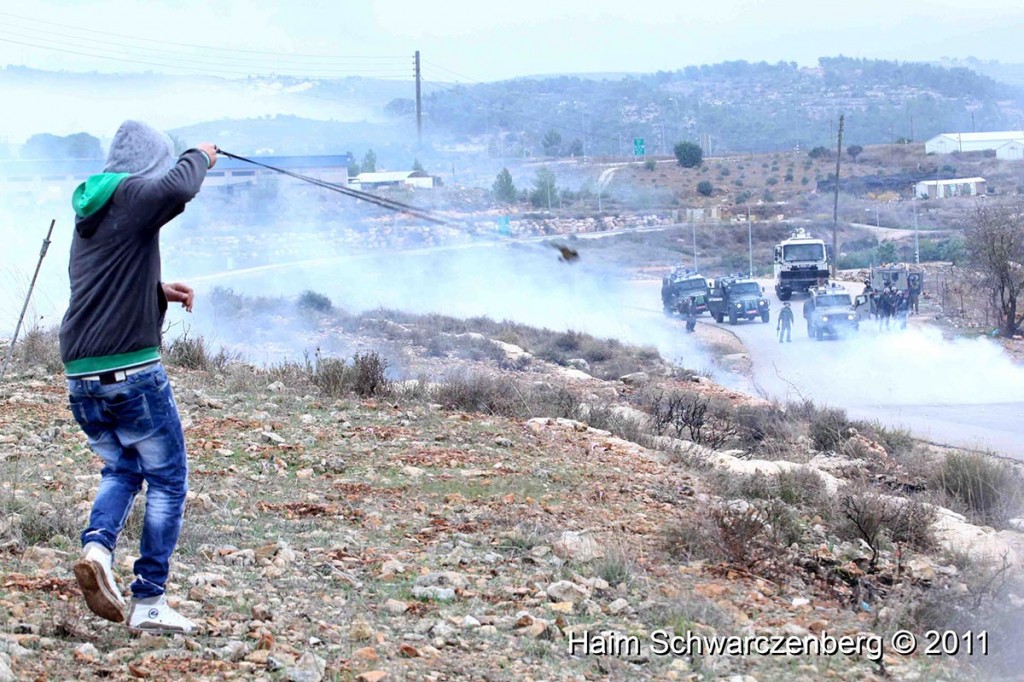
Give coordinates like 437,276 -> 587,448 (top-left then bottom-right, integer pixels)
0,219 -> 56,383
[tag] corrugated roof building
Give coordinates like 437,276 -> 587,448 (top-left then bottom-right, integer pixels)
924,131 -> 1024,154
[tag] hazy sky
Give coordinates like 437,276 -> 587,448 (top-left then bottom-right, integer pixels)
0,0 -> 1021,82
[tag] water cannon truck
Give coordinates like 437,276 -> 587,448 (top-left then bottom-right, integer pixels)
773,228 -> 830,300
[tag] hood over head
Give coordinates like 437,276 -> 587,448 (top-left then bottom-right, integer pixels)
71,121 -> 176,237
104,120 -> 176,179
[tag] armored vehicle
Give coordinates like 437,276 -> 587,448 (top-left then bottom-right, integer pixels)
803,283 -> 859,340
869,264 -> 923,294
707,276 -> 770,324
773,228 -> 830,300
661,267 -> 710,316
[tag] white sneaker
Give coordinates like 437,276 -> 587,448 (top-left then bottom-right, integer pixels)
127,595 -> 196,635
74,542 -> 126,623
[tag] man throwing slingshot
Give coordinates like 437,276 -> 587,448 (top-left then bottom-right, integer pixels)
60,120 -> 217,633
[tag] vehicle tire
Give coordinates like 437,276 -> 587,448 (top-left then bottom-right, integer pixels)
815,328 -> 824,341
778,290 -> 792,301
729,313 -> 738,325
807,322 -> 813,337
715,313 -> 724,324
761,312 -> 770,323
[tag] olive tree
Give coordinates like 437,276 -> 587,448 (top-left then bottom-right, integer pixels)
674,141 -> 703,168
966,202 -> 1024,338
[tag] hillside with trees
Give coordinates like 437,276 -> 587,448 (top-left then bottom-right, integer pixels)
411,56 -> 1024,156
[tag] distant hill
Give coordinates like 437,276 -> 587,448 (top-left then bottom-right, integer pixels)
418,56 -> 1024,155
3,57 -> 1023,160
938,58 -> 1024,89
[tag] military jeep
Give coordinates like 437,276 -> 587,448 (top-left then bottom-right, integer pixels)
707,276 -> 770,324
661,268 -> 710,316
803,284 -> 859,340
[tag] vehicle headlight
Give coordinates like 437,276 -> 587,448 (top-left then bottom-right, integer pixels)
820,316 -> 828,322
847,314 -> 855,320
735,303 -> 742,308
759,299 -> 767,305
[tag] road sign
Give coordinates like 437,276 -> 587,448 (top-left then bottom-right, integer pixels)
633,137 -> 645,157
496,216 -> 511,237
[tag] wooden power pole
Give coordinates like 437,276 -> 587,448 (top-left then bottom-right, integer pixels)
831,114 -> 844,278
414,50 -> 422,147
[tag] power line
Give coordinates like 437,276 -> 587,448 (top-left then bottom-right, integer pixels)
0,30 -> 411,77
421,59 -> 489,86
0,10 -> 405,60
0,33 -> 414,80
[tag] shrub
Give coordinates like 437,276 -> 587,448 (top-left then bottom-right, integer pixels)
809,407 -> 852,452
165,332 -> 231,372
731,404 -> 791,449
433,371 -> 524,417
935,452 -> 1023,525
11,325 -> 62,374
297,289 -> 332,314
309,351 -> 391,399
308,356 -> 350,398
696,180 -> 714,197
674,141 -> 703,168
643,158 -> 657,171
351,352 -> 391,398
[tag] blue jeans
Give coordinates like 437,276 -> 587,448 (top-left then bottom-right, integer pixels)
67,363 -> 187,599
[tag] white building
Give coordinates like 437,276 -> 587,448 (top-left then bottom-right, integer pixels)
351,170 -> 434,189
924,131 -> 1024,155
914,177 -> 987,199
996,139 -> 1024,161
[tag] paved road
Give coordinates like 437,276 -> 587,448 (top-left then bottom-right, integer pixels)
629,279 -> 1024,459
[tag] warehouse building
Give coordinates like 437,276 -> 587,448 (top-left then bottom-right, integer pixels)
924,131 -> 1024,155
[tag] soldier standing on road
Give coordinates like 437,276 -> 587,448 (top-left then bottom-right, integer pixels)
777,301 -> 794,343
684,296 -> 698,333
907,273 -> 921,315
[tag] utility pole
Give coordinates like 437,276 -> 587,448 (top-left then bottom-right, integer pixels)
692,222 -> 698,271
748,219 -> 753,277
913,193 -> 920,265
831,115 -> 844,278
414,50 -> 422,147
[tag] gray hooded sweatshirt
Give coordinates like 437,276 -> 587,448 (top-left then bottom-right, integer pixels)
59,120 -> 210,376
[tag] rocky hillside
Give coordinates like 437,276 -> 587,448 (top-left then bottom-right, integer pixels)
1,309 -> 1022,681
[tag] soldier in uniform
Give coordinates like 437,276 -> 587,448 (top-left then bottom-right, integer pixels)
777,301 -> 794,343
907,273 -> 921,315
685,296 -> 698,333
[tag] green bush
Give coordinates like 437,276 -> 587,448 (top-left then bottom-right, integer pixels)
696,180 -> 714,196
674,141 -> 702,168
297,290 -> 333,314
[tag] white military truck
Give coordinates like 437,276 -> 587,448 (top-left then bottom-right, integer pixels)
773,228 -> 830,300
